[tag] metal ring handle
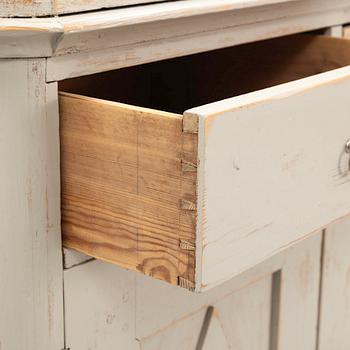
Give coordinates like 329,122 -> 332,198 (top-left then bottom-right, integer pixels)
345,139 -> 350,154
345,139 -> 350,171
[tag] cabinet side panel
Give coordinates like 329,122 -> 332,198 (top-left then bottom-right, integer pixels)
0,60 -> 64,350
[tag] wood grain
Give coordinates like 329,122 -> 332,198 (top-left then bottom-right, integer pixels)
61,34 -> 350,290
60,92 -> 197,287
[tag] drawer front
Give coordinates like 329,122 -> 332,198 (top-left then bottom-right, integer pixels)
189,66 -> 350,290
60,35 -> 350,291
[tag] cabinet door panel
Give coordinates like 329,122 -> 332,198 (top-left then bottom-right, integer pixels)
136,233 -> 321,349
318,217 -> 350,350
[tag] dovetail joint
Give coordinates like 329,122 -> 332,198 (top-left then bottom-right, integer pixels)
179,239 -> 196,251
181,160 -> 197,172
180,199 -> 197,211
183,113 -> 199,134
178,276 -> 195,291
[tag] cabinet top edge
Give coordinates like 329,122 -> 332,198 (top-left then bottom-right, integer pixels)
0,0 -> 294,19
0,0 -> 293,31
1,0 -> 350,61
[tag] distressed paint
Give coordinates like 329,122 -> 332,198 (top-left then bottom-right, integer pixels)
318,217 -> 350,350
0,60 -> 64,350
186,65 -> 350,290
1,0 -> 350,66
47,3 -> 350,80
63,234 -> 321,348
0,0 -> 165,17
64,261 -> 139,350
63,248 -> 94,269
135,234 -> 321,341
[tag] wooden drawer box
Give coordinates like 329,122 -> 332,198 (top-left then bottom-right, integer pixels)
60,34 -> 350,292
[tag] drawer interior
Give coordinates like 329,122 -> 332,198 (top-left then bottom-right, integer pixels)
60,34 -> 350,114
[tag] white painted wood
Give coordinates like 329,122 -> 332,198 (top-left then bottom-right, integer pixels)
186,66 -> 350,290
140,276 -> 272,350
53,0 -> 166,16
135,255 -> 282,340
0,18 -> 61,58
47,0 -> 350,80
63,247 -> 94,269
0,60 -> 64,350
318,217 -> 350,350
56,0 -> 300,33
140,309 -> 206,350
0,0 -> 52,17
277,234 -> 321,350
63,233 -> 320,348
0,0 -> 165,17
2,0 -> 350,65
213,276 -> 272,350
0,0 -> 300,21
135,233 -> 321,343
201,314 -> 230,350
45,81 -> 65,350
54,1 -> 311,56
316,26 -> 350,348
64,260 -> 139,350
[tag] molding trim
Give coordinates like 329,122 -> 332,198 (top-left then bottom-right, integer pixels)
1,0 -> 350,79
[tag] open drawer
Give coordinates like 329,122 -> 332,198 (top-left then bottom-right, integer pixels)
60,34 -> 350,292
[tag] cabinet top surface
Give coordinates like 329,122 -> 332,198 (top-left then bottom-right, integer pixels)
0,0 -> 293,18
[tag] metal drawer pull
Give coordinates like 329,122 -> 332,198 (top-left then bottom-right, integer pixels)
345,139 -> 350,170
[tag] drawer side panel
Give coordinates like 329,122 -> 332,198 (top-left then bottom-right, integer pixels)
60,92 -> 197,288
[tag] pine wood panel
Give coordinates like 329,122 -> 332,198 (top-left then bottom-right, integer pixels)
60,92 -> 197,287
